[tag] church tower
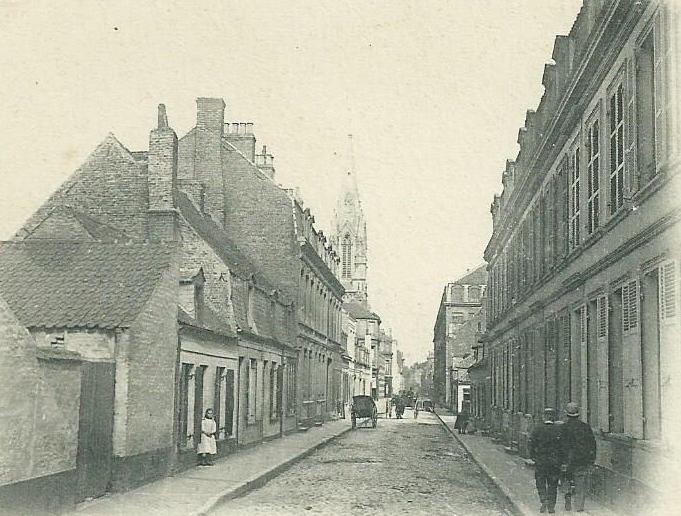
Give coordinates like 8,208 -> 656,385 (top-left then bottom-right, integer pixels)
332,135 -> 368,306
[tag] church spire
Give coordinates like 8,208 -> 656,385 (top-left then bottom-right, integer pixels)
333,133 -> 368,306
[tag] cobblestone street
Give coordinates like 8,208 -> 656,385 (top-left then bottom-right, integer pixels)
212,410 -> 516,516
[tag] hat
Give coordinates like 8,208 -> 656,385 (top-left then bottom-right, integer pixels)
543,408 -> 556,421
565,402 -> 580,417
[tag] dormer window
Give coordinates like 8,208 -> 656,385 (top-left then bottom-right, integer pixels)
179,269 -> 206,320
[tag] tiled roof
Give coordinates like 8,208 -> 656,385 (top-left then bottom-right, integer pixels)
343,301 -> 381,321
0,241 -> 174,329
453,264 -> 487,286
178,306 -> 236,338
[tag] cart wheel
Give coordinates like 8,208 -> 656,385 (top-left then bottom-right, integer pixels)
351,416 -> 356,429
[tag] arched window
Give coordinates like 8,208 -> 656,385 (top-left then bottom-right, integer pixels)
342,234 -> 352,279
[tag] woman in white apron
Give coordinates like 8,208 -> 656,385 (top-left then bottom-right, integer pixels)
197,408 -> 217,466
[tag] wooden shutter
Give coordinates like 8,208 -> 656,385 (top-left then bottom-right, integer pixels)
597,295 -> 610,432
622,280 -> 643,438
579,305 -> 589,423
660,260 -> 678,321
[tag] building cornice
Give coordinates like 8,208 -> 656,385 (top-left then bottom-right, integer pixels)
485,0 -> 642,261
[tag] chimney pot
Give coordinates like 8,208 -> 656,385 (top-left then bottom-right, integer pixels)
232,123 -> 239,133
158,104 -> 168,129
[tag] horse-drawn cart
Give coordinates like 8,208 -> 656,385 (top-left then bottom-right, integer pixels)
351,395 -> 378,429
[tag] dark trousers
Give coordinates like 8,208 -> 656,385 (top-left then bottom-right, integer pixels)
535,465 -> 560,508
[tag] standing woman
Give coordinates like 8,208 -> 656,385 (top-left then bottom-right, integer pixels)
197,408 -> 217,466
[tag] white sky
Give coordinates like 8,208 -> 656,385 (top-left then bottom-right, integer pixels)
0,0 -> 583,364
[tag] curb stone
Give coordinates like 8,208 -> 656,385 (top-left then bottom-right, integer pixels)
433,410 -> 530,516
190,426 -> 353,516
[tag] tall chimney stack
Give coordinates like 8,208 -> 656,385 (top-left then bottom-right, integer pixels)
196,97 -> 226,135
194,97 -> 226,226
147,103 -> 178,241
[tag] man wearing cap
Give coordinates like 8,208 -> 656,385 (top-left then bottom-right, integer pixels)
560,402 -> 596,512
529,408 -> 564,513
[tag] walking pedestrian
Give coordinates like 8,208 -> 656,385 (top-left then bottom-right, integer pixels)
454,400 -> 471,434
560,402 -> 596,512
529,408 -> 563,513
197,408 -> 217,466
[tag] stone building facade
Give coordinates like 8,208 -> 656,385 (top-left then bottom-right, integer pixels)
483,1 -> 679,511
433,265 -> 487,409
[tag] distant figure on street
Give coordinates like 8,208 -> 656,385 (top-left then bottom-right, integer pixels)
197,408 -> 217,466
414,398 -> 419,419
529,408 -> 563,513
454,400 -> 471,434
387,398 -> 392,418
560,402 -> 596,512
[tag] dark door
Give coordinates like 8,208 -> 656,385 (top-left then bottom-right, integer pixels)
76,361 -> 115,502
193,366 -> 206,449
224,369 -> 235,436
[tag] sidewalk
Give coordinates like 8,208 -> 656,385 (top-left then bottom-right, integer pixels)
434,409 -> 618,516
68,419 -> 351,516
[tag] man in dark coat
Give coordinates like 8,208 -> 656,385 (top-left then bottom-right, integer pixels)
529,408 -> 563,513
560,402 -> 596,512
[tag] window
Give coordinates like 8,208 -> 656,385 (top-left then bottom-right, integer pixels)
270,363 -> 278,419
287,360 -> 297,415
468,285 -> 481,302
609,82 -> 625,214
451,312 -> 464,325
637,11 -> 671,186
342,234 -> 352,279
569,146 -> 581,249
247,358 -> 257,423
586,119 -> 601,235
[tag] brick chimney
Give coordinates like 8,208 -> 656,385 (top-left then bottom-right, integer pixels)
224,121 -> 256,162
255,144 -> 275,179
195,97 -> 226,226
147,103 -> 178,242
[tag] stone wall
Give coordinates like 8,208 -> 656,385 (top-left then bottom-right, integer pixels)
0,296 -> 81,513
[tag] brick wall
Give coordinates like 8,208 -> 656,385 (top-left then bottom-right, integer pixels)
178,217 -> 235,327
220,147 -> 299,299
122,258 -> 179,459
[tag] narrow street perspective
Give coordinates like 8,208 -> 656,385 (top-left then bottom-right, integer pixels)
1,1 -> 680,515
211,410 -> 515,516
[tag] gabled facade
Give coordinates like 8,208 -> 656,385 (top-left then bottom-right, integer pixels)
433,265 -> 487,409
2,103 -> 300,510
483,1 -> 680,512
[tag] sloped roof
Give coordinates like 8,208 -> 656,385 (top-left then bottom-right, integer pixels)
453,264 -> 487,286
176,190 -> 289,302
0,241 -> 174,329
343,301 -> 381,321
178,306 -> 235,338
25,205 -> 130,242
